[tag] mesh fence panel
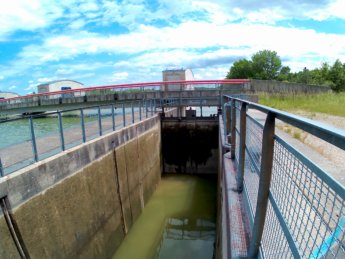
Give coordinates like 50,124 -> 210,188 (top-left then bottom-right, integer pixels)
231,103 -> 345,258
243,116 -> 263,224
266,138 -> 345,258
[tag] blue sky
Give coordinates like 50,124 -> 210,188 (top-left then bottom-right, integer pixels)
0,0 -> 345,95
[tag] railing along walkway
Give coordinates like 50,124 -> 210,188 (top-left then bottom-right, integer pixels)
0,101 -> 164,176
222,96 -> 345,258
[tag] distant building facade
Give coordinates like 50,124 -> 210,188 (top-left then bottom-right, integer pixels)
0,91 -> 20,99
37,80 -> 84,93
162,69 -> 195,91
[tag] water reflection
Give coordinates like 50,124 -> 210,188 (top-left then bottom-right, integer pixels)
112,175 -> 217,259
155,218 -> 216,259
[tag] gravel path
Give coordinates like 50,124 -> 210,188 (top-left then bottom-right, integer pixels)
276,111 -> 345,186
250,109 -> 345,186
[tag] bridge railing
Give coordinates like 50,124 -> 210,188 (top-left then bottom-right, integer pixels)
0,90 -> 231,175
0,80 -> 249,106
222,96 -> 345,258
0,100 -> 169,176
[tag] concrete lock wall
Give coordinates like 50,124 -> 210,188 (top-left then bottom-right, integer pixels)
0,115 -> 162,259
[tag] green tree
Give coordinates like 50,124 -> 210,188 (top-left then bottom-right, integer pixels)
277,66 -> 291,81
225,50 -> 344,91
298,67 -> 313,84
226,59 -> 253,79
251,50 -> 282,80
328,59 -> 345,92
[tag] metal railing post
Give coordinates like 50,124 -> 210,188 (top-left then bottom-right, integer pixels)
0,158 -> 4,177
154,98 -> 157,113
57,112 -> 65,151
230,99 -> 236,159
150,99 -> 153,116
98,106 -> 102,136
225,103 -> 231,140
139,101 -> 142,121
111,105 -> 116,131
237,102 -> 247,192
80,108 -> 86,143
145,100 -> 148,118
200,92 -> 203,117
122,103 -> 126,127
29,116 -> 38,162
249,111 -> 276,257
159,98 -> 163,112
131,102 -> 134,124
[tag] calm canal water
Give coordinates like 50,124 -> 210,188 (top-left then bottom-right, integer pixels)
0,107 -> 218,149
112,174 -> 217,259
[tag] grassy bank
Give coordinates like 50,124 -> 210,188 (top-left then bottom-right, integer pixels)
258,92 -> 345,117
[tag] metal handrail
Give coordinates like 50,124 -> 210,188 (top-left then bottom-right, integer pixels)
227,96 -> 345,153
223,95 -> 345,258
0,79 -> 249,103
0,98 -> 169,176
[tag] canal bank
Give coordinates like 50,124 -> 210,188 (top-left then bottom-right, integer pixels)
0,114 -> 164,258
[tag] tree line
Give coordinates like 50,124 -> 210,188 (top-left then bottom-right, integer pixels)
226,50 -> 345,92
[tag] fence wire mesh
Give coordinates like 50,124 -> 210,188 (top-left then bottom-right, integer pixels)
245,115 -> 263,175
267,138 -> 345,258
227,97 -> 345,258
243,115 -> 263,224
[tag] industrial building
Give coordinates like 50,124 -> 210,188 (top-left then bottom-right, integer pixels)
37,80 -> 84,93
0,91 -> 20,99
162,69 -> 194,91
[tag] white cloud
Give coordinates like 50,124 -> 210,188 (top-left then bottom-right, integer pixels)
68,19 -> 86,29
37,77 -> 57,83
24,83 -> 37,91
16,21 -> 345,68
56,68 -> 73,75
9,85 -> 16,90
23,76 -> 57,92
3,17 -> 345,88
54,62 -> 112,77
305,0 -> 345,20
2,0 -> 345,92
245,8 -> 285,24
79,1 -> 99,12
111,72 -> 129,81
0,0 -> 64,39
0,0 -> 341,41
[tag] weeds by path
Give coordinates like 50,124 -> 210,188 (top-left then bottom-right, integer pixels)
259,92 -> 345,117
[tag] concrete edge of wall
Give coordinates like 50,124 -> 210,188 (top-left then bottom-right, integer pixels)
216,116 -> 251,258
0,114 -> 161,210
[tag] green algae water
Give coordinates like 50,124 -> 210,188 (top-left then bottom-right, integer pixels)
112,174 -> 217,259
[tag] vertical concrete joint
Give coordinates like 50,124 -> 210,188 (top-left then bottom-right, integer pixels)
0,197 -> 31,259
112,147 -> 128,235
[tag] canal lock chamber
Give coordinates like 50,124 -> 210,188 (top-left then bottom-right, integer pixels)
112,116 -> 220,259
0,113 -> 221,259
